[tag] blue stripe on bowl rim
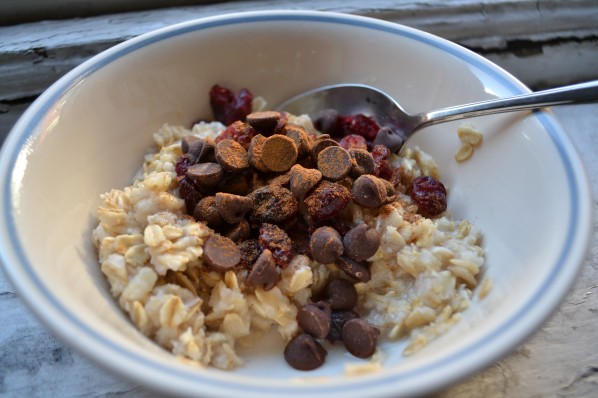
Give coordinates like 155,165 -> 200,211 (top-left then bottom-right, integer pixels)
0,10 -> 588,397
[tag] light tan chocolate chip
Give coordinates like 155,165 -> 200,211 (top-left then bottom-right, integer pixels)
349,149 -> 375,177
317,146 -> 352,181
309,226 -> 343,264
248,134 -> 269,173
310,137 -> 338,162
203,234 -> 241,272
261,135 -> 298,172
343,223 -> 381,261
289,164 -> 322,198
245,249 -> 279,291
214,192 -> 253,224
193,196 -> 222,228
215,139 -> 250,172
351,174 -> 387,208
285,125 -> 310,157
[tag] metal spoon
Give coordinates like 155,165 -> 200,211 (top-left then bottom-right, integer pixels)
276,80 -> 598,152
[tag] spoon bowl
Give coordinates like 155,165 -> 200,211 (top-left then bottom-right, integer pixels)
277,81 -> 598,151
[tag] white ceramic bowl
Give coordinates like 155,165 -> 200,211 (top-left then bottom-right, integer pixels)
0,10 -> 591,398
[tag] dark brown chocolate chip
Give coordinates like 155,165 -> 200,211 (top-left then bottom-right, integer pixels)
304,181 -> 351,222
314,109 -> 338,135
349,149 -> 375,177
246,111 -> 281,136
217,171 -> 252,195
214,192 -> 252,224
381,179 -> 396,203
284,333 -> 327,371
317,146 -> 352,181
327,310 -> 359,344
325,279 -> 358,310
309,226 -> 343,264
261,135 -> 298,172
193,196 -> 222,228
181,135 -> 199,154
373,126 -> 404,153
310,137 -> 338,162
343,223 -> 381,261
203,234 -> 240,272
268,172 -> 291,187
289,164 -> 322,198
215,139 -> 249,172
245,249 -> 279,291
223,219 -> 251,242
249,185 -> 298,224
297,302 -> 331,339
187,138 -> 216,164
186,162 -> 223,188
285,126 -> 310,157
351,174 -> 387,208
336,256 -> 371,282
341,318 -> 380,358
247,134 -> 269,173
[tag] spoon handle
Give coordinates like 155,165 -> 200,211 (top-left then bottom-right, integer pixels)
420,80 -> 598,128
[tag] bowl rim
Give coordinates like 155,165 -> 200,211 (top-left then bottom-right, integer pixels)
0,9 -> 592,398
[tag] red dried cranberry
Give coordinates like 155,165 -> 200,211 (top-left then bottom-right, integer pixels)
371,144 -> 394,180
304,181 -> 351,222
215,121 -> 256,150
178,177 -> 203,214
339,134 -> 367,151
258,223 -> 294,268
209,84 -> 253,126
409,176 -> 447,217
335,114 -> 380,141
175,154 -> 192,177
238,239 -> 263,269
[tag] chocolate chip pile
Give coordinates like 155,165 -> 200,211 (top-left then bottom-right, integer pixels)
174,85 -> 449,370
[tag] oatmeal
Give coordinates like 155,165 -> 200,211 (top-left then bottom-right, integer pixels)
92,85 -> 485,371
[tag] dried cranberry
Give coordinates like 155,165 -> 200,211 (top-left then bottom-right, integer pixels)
335,114 -> 380,141
339,134 -> 367,151
175,154 -> 192,177
178,177 -> 203,214
371,144 -> 394,180
238,239 -> 263,269
409,176 -> 447,217
326,309 -> 359,344
258,223 -> 294,268
209,84 -> 253,126
304,181 -> 351,222
215,120 -> 256,150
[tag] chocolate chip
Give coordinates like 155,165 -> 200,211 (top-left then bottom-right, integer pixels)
325,279 -> 358,310
217,171 -> 252,195
309,226 -> 343,264
249,185 -> 298,224
289,164 -> 322,198
186,162 -> 224,188
285,126 -> 310,157
343,223 -> 381,261
327,310 -> 359,344
310,137 -> 338,162
215,139 -> 249,172
284,333 -> 327,371
381,179 -> 396,203
214,192 -> 252,224
246,111 -> 281,136
193,196 -> 222,228
188,138 -> 216,164
351,174 -> 387,208
247,134 -> 269,173
297,302 -> 331,339
182,135 -> 199,154
261,135 -> 298,172
341,318 -> 380,358
336,256 -> 371,282
223,219 -> 251,242
268,172 -> 291,187
373,126 -> 404,153
317,146 -> 352,181
349,149 -> 375,177
245,249 -> 279,291
314,109 -> 338,135
203,234 -> 241,272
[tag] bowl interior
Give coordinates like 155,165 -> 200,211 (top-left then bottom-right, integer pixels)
1,11 -> 590,398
